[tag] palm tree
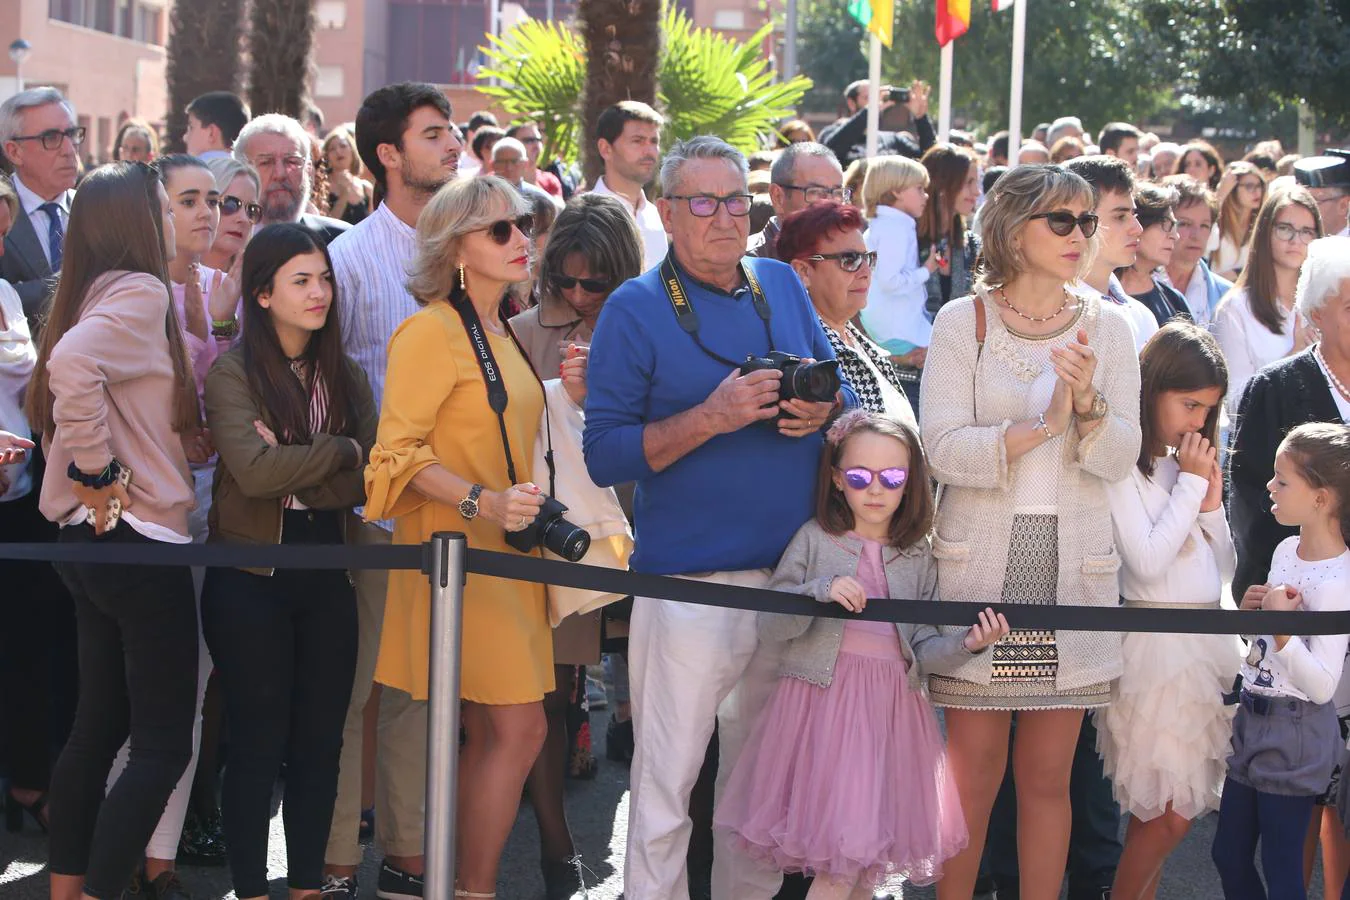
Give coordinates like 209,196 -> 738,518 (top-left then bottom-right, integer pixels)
165,0 -> 246,152
247,0 -> 318,119
576,0 -> 662,186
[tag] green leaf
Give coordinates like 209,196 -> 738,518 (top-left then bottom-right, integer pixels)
478,19 -> 587,163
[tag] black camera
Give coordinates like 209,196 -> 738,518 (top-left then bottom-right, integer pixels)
880,85 -> 911,104
740,351 -> 842,424
505,496 -> 591,562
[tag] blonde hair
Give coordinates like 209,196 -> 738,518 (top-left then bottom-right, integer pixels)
976,164 -> 1098,288
843,158 -> 870,202
861,156 -> 928,218
0,175 -> 17,224
322,126 -> 363,175
407,176 -> 530,305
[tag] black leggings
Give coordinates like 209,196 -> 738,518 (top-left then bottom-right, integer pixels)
47,523 -> 199,900
202,510 -> 357,897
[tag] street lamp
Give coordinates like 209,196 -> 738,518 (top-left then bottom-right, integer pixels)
9,39 -> 32,93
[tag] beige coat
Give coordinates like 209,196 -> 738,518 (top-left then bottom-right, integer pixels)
919,286 -> 1142,692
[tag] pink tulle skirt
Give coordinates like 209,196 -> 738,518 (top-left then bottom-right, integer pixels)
714,650 -> 968,887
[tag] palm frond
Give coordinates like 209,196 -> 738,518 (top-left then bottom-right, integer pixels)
478,20 -> 587,163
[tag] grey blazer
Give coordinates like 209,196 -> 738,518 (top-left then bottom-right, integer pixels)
1,195 -> 68,317
760,519 -> 979,690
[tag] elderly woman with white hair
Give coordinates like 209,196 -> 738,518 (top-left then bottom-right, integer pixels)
1228,234 -> 1350,896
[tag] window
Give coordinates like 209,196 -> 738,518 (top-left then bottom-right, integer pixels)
118,0 -> 133,36
388,0 -> 487,86
315,65 -> 345,98
316,0 -> 348,28
712,8 -> 745,29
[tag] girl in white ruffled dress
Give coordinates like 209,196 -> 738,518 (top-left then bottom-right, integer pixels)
1097,322 -> 1243,900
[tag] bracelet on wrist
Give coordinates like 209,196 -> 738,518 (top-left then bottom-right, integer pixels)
211,316 -> 240,339
1035,414 -> 1056,440
68,458 -> 122,489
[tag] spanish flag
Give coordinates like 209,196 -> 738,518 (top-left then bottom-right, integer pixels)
848,0 -> 894,47
935,0 -> 970,45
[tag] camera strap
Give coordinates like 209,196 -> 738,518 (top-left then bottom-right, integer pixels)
659,254 -> 774,368
452,295 -> 557,497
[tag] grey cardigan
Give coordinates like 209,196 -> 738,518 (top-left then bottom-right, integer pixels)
760,520 -> 978,690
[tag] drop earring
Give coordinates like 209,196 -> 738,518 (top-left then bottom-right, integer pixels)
457,264 -> 466,292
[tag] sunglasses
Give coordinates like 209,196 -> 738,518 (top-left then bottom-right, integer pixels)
1030,210 -> 1099,238
553,275 -> 612,293
806,250 -> 877,273
481,214 -> 535,244
220,195 -> 262,223
837,466 -> 909,490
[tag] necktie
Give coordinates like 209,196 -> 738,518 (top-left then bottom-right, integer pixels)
39,201 -> 64,272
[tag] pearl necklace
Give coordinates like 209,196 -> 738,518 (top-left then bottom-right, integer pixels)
996,286 -> 1072,323
1316,346 -> 1350,403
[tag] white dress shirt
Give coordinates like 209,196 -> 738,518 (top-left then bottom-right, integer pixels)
1213,287 -> 1296,415
12,173 -> 70,269
590,175 -> 668,271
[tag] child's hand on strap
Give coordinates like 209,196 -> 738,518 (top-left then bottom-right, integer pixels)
964,607 -> 1010,652
828,576 -> 868,613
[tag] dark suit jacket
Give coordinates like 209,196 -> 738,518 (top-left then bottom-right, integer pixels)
818,112 -> 937,165
1228,348 -> 1343,598
1,192 -> 71,317
298,212 -> 351,246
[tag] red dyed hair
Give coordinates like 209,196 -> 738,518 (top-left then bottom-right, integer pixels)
774,200 -> 866,264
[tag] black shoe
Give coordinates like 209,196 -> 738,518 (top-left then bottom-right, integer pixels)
177,808 -> 228,867
376,861 -> 424,900
605,716 -> 633,764
991,877 -> 1019,900
542,856 -> 591,900
121,872 -> 148,900
146,872 -> 192,900
321,874 -> 359,899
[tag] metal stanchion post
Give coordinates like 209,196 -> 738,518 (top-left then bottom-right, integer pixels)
424,531 -> 467,898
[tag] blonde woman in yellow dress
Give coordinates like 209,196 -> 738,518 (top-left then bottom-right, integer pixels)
364,176 -> 555,900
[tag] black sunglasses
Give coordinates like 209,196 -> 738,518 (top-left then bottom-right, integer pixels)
1030,210 -> 1099,238
481,214 -> 535,245
553,275 -> 612,293
805,250 -> 877,273
220,195 -> 262,223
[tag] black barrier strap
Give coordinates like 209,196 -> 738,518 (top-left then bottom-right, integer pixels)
3,541 -> 1349,635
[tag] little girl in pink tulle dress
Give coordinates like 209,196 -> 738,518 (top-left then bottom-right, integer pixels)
714,410 -> 1010,899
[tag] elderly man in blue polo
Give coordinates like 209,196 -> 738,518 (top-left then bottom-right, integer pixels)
583,135 -> 855,900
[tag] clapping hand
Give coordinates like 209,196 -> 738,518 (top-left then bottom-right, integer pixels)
1050,328 -> 1098,415
964,607 -> 1011,651
208,257 -> 243,328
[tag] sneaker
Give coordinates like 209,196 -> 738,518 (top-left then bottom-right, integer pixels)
177,808 -> 228,867
321,874 -> 359,899
376,861 -> 424,900
146,872 -> 192,900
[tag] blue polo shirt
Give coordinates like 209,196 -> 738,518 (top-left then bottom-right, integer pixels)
583,254 -> 852,575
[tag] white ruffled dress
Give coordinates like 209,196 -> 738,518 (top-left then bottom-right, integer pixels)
1096,456 -> 1243,821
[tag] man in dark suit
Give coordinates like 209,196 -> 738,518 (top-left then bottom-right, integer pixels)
0,87 -> 81,317
232,113 -> 350,245
816,79 -> 937,166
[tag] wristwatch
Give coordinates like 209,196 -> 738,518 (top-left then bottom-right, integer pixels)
1078,389 -> 1108,422
459,484 -> 484,520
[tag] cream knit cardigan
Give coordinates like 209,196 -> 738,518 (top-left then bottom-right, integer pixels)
919,285 -> 1142,692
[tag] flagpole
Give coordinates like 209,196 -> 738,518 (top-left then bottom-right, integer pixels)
866,33 -> 881,159
938,41 -> 953,142
1007,0 -> 1027,161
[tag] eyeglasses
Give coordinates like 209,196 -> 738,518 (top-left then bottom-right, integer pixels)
805,250 -> 877,273
220,195 -> 263,223
1238,180 -> 1265,193
837,466 -> 909,491
480,214 -> 535,244
1030,210 -> 1099,238
11,126 -> 86,151
666,193 -> 754,217
253,155 -> 307,173
1140,216 -> 1178,234
553,275 -> 611,293
1272,222 -> 1319,244
777,184 -> 853,204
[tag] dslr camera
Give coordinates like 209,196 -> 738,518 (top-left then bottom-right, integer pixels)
740,351 -> 842,426
505,496 -> 592,563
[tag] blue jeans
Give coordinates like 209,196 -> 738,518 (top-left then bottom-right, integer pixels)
1212,777 -> 1316,900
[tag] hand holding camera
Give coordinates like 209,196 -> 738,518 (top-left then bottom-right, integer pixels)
483,482 -> 547,533
740,352 -> 841,434
703,368 -> 784,435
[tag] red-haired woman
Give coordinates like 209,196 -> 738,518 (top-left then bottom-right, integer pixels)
776,200 -> 917,426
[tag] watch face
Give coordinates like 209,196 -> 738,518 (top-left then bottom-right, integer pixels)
460,498 -> 478,518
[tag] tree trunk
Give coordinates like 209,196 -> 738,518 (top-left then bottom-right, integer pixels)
247,0 -> 318,119
577,0 -> 662,187
165,0 -> 246,153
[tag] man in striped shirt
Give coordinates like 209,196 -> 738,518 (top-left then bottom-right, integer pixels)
323,81 -> 462,900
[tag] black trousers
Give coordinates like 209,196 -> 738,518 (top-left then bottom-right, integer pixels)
202,510 -> 357,897
0,471 -> 76,793
47,523 -> 199,900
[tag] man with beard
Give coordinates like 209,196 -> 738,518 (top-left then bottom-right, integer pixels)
320,82 -> 462,900
232,113 -> 351,244
591,101 -> 668,270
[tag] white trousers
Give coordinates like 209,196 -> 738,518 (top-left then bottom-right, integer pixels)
625,569 -> 785,900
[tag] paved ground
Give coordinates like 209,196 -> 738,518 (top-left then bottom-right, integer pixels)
0,720 -> 1329,899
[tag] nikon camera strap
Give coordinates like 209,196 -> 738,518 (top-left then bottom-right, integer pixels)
452,296 -> 557,497
659,254 -> 775,368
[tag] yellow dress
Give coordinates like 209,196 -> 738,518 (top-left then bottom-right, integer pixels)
365,302 -> 554,704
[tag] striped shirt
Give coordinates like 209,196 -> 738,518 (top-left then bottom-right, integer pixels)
283,364 -> 331,511
332,201 -> 420,530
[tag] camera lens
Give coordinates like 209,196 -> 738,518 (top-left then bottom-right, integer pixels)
542,517 -> 591,562
787,359 -> 842,404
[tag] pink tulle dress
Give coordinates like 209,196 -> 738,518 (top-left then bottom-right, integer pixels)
714,537 -> 968,887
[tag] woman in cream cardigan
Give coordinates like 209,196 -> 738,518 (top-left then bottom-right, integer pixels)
919,165 -> 1142,900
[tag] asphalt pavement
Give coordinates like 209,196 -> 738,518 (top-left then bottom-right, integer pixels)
0,720 -> 1329,899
